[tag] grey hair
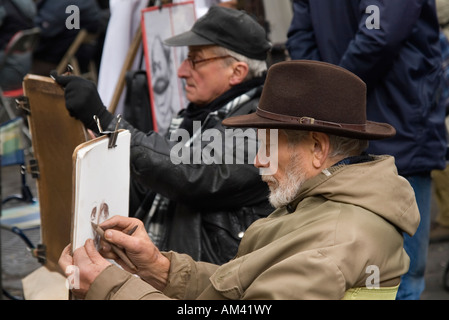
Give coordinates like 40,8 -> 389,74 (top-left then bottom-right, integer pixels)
281,129 -> 369,159
211,46 -> 267,80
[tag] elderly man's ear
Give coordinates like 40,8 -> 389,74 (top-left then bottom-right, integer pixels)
229,62 -> 249,85
310,132 -> 331,169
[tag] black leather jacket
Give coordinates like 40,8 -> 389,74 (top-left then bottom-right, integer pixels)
107,83 -> 272,265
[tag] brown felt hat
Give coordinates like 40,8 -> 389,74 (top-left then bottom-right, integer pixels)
222,60 -> 396,140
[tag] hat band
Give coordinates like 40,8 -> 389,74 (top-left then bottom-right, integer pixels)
256,108 -> 367,132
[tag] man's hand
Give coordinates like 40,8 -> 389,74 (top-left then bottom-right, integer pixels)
50,72 -> 113,133
59,240 -> 112,299
58,217 -> 170,298
98,217 -> 171,291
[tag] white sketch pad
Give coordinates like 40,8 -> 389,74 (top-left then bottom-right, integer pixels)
71,130 -> 131,250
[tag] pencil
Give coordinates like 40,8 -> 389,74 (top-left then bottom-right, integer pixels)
91,222 -> 138,273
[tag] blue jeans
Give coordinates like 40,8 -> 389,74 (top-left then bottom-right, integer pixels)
396,173 -> 432,300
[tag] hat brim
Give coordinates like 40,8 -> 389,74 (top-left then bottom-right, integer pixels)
222,113 -> 396,140
164,30 -> 215,47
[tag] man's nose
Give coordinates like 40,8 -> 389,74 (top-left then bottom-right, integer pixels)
254,149 -> 270,169
178,59 -> 191,78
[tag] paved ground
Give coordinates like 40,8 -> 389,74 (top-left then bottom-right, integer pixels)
1,154 -> 449,300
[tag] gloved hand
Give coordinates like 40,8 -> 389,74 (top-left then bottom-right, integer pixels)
50,71 -> 114,133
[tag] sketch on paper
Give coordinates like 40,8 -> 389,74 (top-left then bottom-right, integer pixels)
90,202 -> 110,248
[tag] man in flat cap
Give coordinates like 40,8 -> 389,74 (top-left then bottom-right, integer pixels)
53,6 -> 272,265
60,60 -> 420,300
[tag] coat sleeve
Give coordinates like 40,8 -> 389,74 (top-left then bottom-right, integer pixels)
85,265 -> 172,300
286,0 -> 322,61
85,252 -> 219,300
287,0 -> 429,90
339,0 -> 427,88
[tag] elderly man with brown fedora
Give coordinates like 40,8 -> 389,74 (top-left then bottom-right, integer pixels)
59,60 -> 420,300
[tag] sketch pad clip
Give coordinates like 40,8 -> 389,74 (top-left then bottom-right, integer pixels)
94,114 -> 121,149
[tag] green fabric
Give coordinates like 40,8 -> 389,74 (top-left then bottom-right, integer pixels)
342,285 -> 399,300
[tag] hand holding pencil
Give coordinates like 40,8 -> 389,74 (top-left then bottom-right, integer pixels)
59,216 -> 170,298
91,222 -> 138,272
95,216 -> 170,290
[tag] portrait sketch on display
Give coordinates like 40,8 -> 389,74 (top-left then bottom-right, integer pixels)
142,1 -> 196,136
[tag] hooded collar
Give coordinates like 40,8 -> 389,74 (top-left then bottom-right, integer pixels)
281,155 -> 420,236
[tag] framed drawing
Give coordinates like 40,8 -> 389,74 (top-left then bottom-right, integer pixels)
141,1 -> 196,135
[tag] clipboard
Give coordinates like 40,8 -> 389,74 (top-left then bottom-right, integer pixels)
70,127 -> 131,251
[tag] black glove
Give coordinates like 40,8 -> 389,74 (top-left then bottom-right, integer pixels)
51,71 -> 114,133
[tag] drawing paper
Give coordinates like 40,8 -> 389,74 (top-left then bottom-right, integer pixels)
71,130 -> 131,250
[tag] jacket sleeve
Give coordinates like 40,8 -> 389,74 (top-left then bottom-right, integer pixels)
286,0 -> 322,61
85,265 -> 172,300
107,114 -> 268,211
339,0 -> 427,89
85,252 -> 219,300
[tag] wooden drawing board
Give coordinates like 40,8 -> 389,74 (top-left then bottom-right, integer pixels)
23,74 -> 88,271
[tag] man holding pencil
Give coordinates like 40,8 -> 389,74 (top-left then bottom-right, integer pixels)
59,60 -> 420,300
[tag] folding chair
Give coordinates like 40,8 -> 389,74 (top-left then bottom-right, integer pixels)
0,27 -> 41,142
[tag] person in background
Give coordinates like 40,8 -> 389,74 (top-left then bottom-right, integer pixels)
32,0 -> 101,76
430,0 -> 449,243
286,0 -> 448,300
0,0 -> 36,91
